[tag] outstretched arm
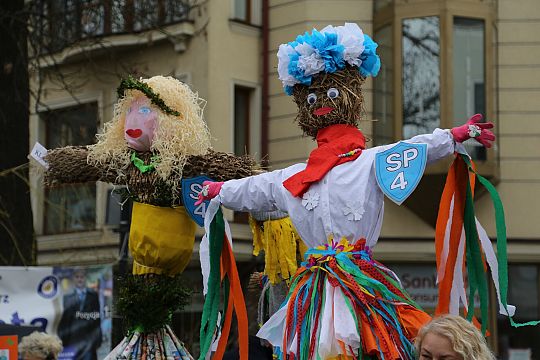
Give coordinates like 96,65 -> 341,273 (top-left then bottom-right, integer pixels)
183,149 -> 260,181
189,149 -> 283,212
44,146 -> 117,186
379,114 -> 495,164
197,169 -> 286,213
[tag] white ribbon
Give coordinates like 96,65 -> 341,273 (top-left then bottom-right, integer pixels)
449,229 -> 466,315
200,198 -> 233,295
437,194 -> 455,284
475,218 -> 516,316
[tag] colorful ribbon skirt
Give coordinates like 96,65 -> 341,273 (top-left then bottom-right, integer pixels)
256,239 -> 431,360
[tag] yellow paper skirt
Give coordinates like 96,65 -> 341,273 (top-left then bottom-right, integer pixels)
129,202 -> 196,276
250,216 -> 307,284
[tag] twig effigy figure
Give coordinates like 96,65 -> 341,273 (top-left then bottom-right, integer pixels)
44,75 -> 257,359
196,23 -> 518,360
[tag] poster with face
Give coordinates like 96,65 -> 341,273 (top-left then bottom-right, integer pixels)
54,266 -> 113,360
0,266 -> 113,360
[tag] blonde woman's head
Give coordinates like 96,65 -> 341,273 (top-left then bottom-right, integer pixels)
88,76 -> 211,201
88,75 -> 211,185
18,331 -> 63,360
415,315 -> 495,360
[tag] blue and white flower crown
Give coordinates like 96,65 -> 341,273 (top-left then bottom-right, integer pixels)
277,23 -> 381,95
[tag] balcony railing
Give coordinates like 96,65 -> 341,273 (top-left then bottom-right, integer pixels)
30,0 -> 192,54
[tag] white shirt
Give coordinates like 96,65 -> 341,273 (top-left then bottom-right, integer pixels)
218,129 -> 455,249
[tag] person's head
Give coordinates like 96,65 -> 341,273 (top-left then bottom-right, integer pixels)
72,268 -> 87,289
87,75 -> 211,198
276,23 -> 381,138
123,94 -> 158,152
18,331 -> 63,360
415,315 -> 495,360
292,66 -> 366,138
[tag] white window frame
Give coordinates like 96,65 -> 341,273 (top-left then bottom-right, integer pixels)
230,79 -> 261,161
30,92 -> 106,237
230,0 -> 262,26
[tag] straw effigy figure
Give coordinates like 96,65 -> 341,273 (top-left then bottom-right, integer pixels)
44,75 -> 257,359
198,23 -> 498,360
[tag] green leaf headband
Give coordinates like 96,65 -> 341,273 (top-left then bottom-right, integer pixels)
117,75 -> 181,117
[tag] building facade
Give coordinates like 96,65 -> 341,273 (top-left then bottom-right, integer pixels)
29,0 -> 540,357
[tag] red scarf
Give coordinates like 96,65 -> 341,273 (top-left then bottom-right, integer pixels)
283,124 -> 366,197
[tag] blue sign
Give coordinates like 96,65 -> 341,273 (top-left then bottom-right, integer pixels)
182,176 -> 215,227
375,142 -> 427,205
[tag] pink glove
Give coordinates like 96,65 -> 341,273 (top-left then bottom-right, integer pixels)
451,114 -> 495,148
195,181 -> 224,206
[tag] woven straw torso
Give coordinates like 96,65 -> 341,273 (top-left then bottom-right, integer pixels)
122,153 -> 177,206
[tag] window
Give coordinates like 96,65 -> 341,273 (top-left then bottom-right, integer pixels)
232,0 -> 262,26
402,16 -> 441,139
80,0 -> 105,37
497,265 -> 540,359
234,85 -> 252,156
373,1 -> 495,164
231,82 -> 261,159
453,17 -> 486,160
32,0 -> 191,53
42,102 -> 98,234
233,84 -> 259,223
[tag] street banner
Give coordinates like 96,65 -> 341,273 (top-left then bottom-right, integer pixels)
0,265 -> 113,360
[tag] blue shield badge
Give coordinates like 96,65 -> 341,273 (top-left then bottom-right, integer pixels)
182,175 -> 215,227
375,142 -> 427,205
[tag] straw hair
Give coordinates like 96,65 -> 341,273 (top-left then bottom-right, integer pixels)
415,315 -> 495,360
292,65 -> 366,138
87,76 -> 211,200
19,331 -> 63,360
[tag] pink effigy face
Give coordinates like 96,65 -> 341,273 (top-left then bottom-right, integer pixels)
124,96 -> 158,152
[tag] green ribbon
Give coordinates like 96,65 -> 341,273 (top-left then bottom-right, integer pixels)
198,208 -> 225,360
461,154 -> 540,328
463,176 -> 490,334
131,152 -> 159,173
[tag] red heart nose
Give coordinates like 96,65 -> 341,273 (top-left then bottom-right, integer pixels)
126,129 -> 142,138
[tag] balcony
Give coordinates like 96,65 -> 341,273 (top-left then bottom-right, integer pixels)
30,0 -> 195,64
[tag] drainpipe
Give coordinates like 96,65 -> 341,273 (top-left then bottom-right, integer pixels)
261,0 -> 269,168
